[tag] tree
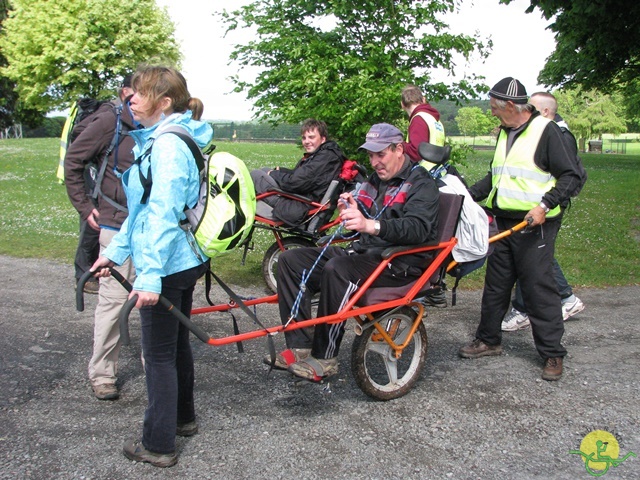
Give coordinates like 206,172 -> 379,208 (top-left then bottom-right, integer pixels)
455,106 -> 496,142
221,0 -> 491,154
503,0 -> 640,123
0,0 -> 41,129
0,0 -> 181,113
554,89 -> 627,149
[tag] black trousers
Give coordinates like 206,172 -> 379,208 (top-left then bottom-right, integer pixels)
477,217 -> 566,359
277,246 -> 422,360
74,216 -> 100,281
140,262 -> 207,454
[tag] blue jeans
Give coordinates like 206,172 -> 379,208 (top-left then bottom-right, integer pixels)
512,257 -> 573,313
140,262 -> 207,454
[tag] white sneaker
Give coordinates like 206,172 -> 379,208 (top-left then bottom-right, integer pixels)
501,307 -> 530,331
562,296 -> 585,320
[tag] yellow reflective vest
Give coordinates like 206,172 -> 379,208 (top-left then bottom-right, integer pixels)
408,111 -> 446,170
486,115 -> 561,217
56,102 -> 79,183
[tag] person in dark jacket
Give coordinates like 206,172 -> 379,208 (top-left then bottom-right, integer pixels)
266,123 -> 439,382
250,118 -> 346,226
461,77 -> 581,382
501,91 -> 585,332
64,75 -> 137,400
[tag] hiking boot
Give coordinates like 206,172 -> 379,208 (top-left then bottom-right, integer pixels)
92,383 -> 119,400
501,307 -> 530,331
176,420 -> 198,437
263,348 -> 311,370
419,290 -> 447,308
542,357 -> 563,381
562,296 -> 585,321
83,279 -> 100,295
123,438 -> 177,468
458,339 -> 503,359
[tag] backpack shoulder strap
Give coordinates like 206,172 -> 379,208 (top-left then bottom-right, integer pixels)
92,103 -> 128,212
137,125 -> 206,205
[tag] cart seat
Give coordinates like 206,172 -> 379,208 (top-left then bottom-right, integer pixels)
357,192 -> 463,305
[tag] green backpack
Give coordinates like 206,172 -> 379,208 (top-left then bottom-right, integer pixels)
140,125 -> 256,259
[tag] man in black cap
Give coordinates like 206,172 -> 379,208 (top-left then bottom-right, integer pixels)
268,123 -> 440,382
460,77 -> 581,381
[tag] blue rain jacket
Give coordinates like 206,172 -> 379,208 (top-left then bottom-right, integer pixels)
103,111 -> 213,293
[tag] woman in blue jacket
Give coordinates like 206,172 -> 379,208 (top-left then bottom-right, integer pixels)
92,65 -> 212,467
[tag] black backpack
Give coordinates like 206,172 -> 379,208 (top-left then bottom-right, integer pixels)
69,98 -> 108,144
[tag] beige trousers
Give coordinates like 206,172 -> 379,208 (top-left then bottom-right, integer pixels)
88,228 -> 136,386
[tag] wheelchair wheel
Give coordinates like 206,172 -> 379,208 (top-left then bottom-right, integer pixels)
351,306 -> 427,401
262,236 -> 316,293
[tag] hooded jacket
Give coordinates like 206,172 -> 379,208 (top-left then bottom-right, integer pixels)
103,112 -> 213,294
269,140 -> 346,225
64,99 -> 137,229
402,103 -> 443,162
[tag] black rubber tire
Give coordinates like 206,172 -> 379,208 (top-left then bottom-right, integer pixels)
262,236 -> 316,293
351,306 -> 428,401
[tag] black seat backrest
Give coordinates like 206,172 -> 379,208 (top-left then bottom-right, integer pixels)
418,142 -> 451,165
436,192 -> 464,243
305,179 -> 342,233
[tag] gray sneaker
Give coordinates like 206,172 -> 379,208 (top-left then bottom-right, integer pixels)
501,307 -> 530,331
123,438 -> 177,468
562,296 -> 585,320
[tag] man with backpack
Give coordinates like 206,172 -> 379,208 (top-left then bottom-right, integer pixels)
501,91 -> 586,332
64,75 -> 137,400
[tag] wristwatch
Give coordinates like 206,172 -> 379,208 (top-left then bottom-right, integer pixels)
373,220 -> 381,236
538,202 -> 550,213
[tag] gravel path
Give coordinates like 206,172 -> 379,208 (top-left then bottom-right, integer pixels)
1,255 -> 638,479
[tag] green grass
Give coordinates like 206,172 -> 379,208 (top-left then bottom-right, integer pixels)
1,138 -> 639,289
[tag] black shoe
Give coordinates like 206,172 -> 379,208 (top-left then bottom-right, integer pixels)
176,420 -> 198,437
123,438 -> 177,468
420,290 -> 447,308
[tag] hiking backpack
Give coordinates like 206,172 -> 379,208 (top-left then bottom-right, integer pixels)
139,125 -> 256,259
57,98 -> 109,183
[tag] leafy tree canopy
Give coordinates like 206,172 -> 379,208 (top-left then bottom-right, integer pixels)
502,0 -> 640,92
1,0 -> 41,128
554,88 -> 627,144
0,0 -> 181,113
222,0 -> 491,154
455,106 -> 496,138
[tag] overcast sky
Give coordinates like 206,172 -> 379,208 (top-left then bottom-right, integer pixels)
156,0 -> 556,122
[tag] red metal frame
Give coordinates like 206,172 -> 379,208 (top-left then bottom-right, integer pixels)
190,236 -> 457,347
190,219 -> 530,348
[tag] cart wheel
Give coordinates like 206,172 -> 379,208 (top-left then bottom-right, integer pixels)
262,236 -> 316,293
351,306 -> 427,400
